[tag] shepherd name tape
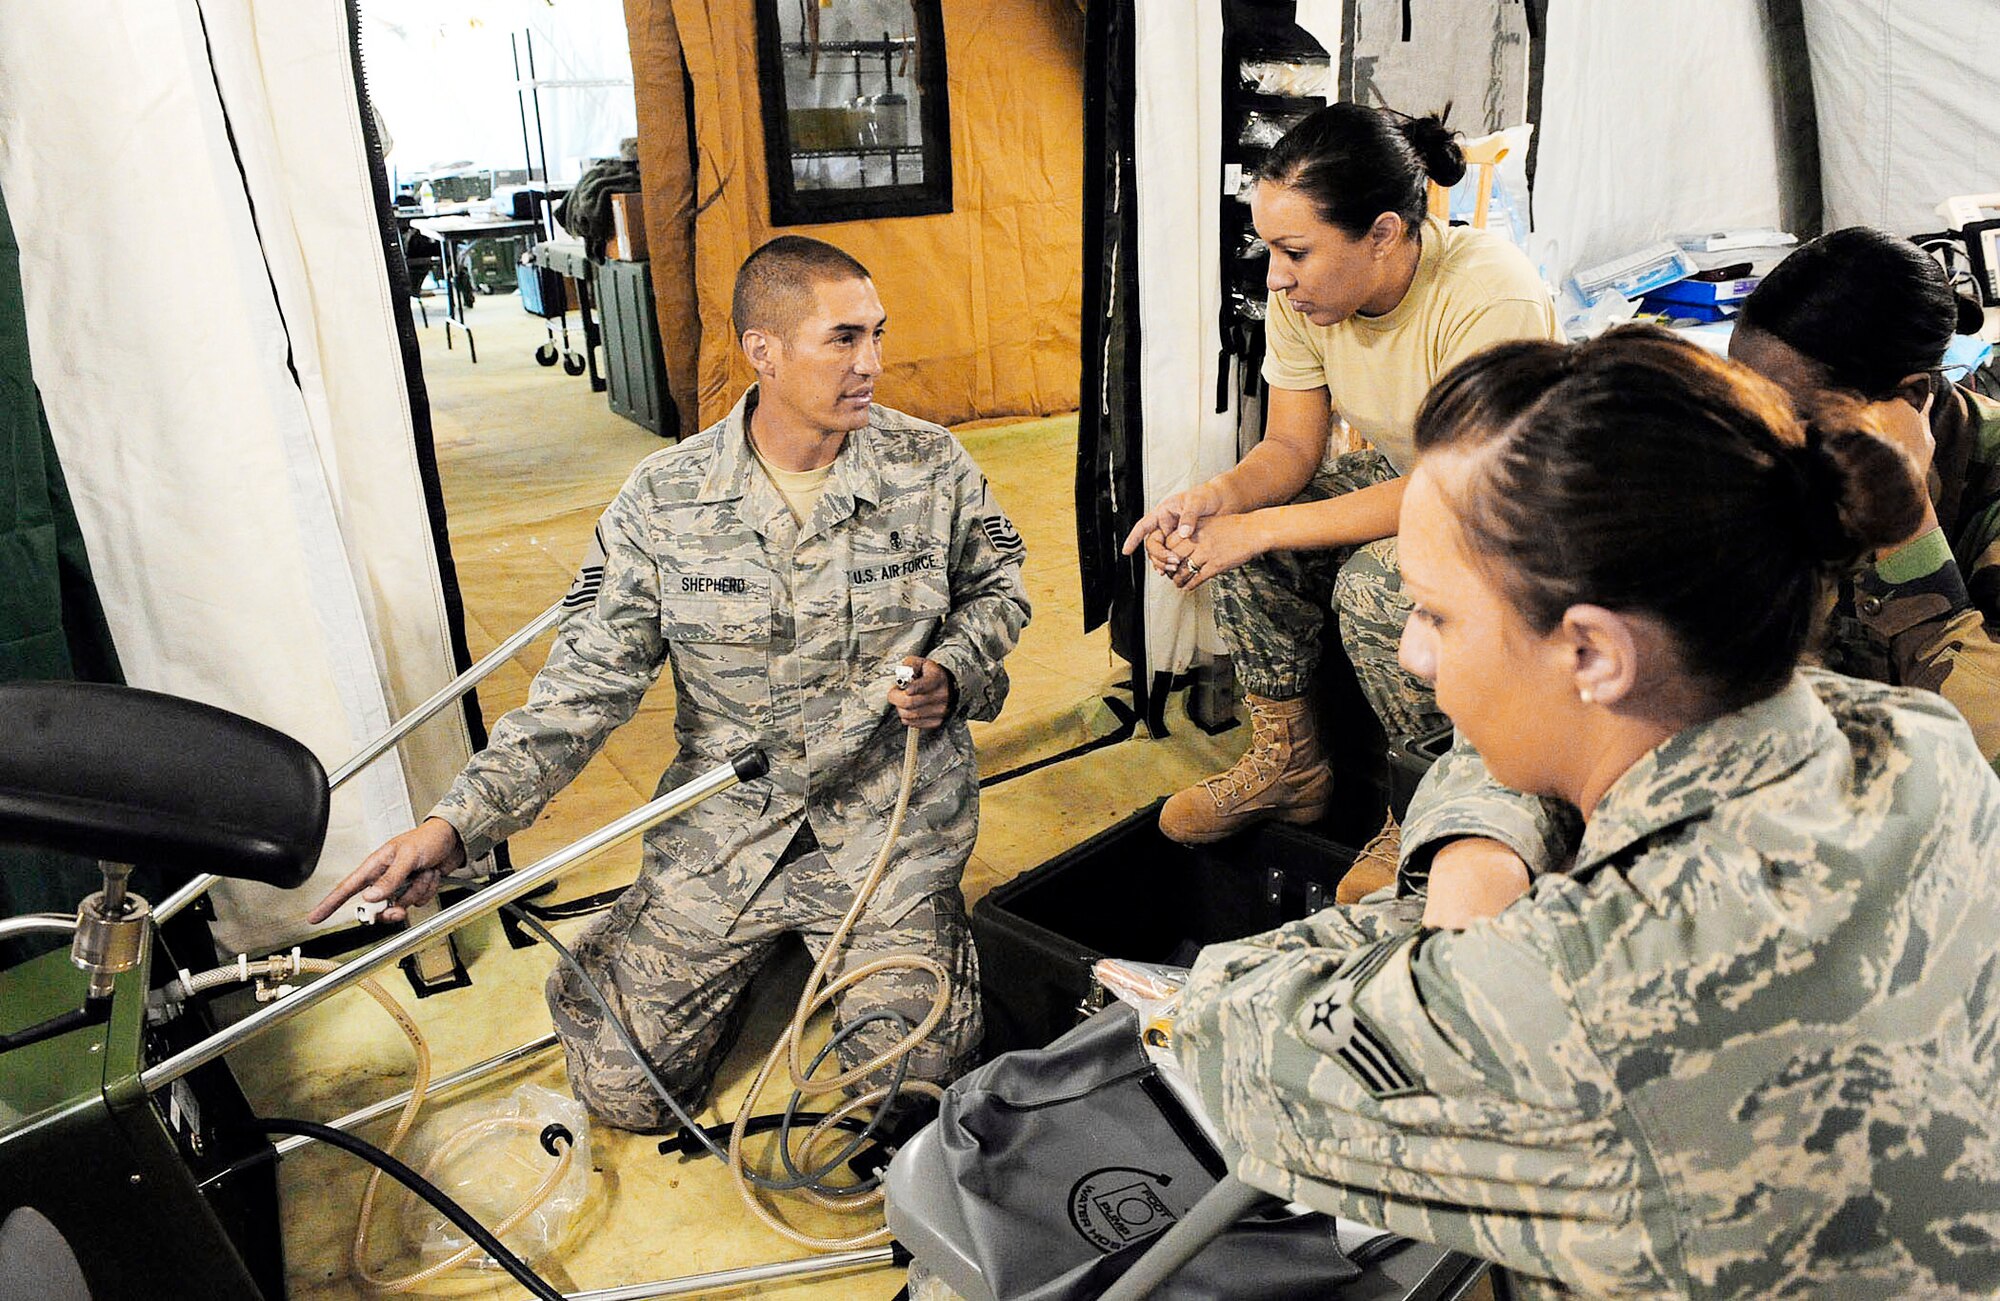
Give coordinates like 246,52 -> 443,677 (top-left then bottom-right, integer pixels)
682,575 -> 755,595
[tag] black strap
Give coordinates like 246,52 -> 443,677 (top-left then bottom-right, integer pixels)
1139,1072 -> 1230,1181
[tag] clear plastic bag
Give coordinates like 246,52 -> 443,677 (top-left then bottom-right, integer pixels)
1240,57 -> 1331,99
1238,107 -> 1313,149
906,1257 -> 969,1301
402,1083 -> 593,1271
1092,959 -> 1191,1066
1093,957 -> 1186,1005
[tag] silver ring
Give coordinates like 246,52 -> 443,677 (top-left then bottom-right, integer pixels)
1187,561 -> 1202,575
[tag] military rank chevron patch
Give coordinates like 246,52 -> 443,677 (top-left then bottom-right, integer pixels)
563,564 -> 605,611
563,524 -> 608,610
982,514 -> 1025,556
1299,934 -> 1426,1100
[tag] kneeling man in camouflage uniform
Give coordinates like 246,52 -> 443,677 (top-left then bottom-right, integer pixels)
312,235 -> 1031,1129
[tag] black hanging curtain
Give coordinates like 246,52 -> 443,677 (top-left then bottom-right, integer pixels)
1074,0 -> 1149,679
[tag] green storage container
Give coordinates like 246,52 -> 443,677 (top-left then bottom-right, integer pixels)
598,258 -> 676,437
463,235 -> 525,294
429,171 -> 493,203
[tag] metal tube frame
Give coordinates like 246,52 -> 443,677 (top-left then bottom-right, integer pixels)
1,615 -> 880,1295
0,913 -> 79,941
561,1248 -> 896,1300
153,599 -> 567,924
263,1029 -> 892,1297
141,753 -> 750,1093
270,1032 -> 560,1158
526,30 -> 552,204
513,31 -> 537,195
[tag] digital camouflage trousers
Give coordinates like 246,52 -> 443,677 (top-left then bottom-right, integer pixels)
546,838 -> 980,1132
1207,449 -> 1446,742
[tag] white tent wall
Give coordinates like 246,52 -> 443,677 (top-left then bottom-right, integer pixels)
1296,0 -> 1348,54
1133,0 -> 1239,679
0,0 -> 474,953
1530,1 -> 1788,290
1346,0 -> 1530,134
1804,0 -> 2000,235
360,0 -> 638,184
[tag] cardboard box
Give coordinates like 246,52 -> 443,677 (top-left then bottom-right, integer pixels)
609,190 -> 649,261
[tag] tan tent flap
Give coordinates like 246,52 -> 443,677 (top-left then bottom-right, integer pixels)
624,0 -> 700,436
645,0 -> 1083,430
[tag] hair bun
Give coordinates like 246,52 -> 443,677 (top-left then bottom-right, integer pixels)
1783,419 -> 1928,565
1954,291 -> 1986,336
1398,112 -> 1466,188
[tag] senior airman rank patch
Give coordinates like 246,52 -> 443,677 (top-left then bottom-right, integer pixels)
1300,933 -> 1425,1100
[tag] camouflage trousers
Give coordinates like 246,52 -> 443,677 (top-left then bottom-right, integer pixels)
1208,449 -> 1446,741
546,837 -> 982,1132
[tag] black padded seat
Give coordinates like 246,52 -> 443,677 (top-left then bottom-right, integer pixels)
0,682 -> 328,888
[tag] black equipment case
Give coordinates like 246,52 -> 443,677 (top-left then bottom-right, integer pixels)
1388,726 -> 1454,823
971,802 -> 1358,1060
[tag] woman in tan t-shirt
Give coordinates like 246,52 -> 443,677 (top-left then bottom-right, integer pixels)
1122,102 -> 1557,848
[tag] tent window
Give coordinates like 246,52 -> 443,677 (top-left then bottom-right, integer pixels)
754,0 -> 952,225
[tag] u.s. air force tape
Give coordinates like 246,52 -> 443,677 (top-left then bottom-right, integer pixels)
1299,933 -> 1426,1100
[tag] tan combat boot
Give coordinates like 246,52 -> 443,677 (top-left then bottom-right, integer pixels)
1159,694 -> 1333,844
1335,813 -> 1401,903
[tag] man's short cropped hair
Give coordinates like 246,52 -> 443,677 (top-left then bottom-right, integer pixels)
732,236 -> 873,342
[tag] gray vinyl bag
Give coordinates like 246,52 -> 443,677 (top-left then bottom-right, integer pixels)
885,1006 -> 1363,1301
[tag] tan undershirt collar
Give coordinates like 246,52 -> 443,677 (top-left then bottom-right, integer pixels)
748,436 -> 834,525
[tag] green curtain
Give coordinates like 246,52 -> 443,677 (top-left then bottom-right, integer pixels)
0,186 -> 147,964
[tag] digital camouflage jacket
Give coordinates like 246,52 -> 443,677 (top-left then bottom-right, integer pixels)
1399,380 -> 2000,893
432,390 -> 1030,933
1180,670 -> 2000,1298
